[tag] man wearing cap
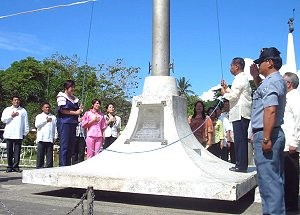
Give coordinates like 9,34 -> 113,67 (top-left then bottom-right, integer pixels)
220,57 -> 252,172
250,47 -> 286,214
282,72 -> 300,212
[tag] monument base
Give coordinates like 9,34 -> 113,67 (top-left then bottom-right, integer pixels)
22,76 -> 256,201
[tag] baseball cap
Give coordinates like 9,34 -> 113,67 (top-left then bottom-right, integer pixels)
253,47 -> 281,64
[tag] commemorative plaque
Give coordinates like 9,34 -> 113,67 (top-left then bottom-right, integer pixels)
129,102 -> 165,143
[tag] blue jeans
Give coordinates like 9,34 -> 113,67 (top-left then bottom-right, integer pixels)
253,127 -> 285,215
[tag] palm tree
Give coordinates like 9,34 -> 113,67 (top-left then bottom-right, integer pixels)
176,77 -> 195,97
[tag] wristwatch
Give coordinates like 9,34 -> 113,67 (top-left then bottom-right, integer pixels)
263,137 -> 270,144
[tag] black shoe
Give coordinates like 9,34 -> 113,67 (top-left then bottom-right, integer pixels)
6,168 -> 13,173
229,167 -> 237,172
229,167 -> 247,173
13,168 -> 23,173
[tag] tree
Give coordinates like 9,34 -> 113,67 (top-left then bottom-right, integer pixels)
0,53 -> 141,136
176,77 -> 195,97
0,57 -> 48,127
186,95 -> 200,116
97,59 -> 141,125
43,53 -> 82,107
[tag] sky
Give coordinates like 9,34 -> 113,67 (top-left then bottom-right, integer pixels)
0,0 -> 299,100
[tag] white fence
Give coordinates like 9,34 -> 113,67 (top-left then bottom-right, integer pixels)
0,141 -> 60,167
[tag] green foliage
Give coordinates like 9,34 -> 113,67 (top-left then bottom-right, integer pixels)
96,59 -> 140,125
0,55 -> 141,132
23,130 -> 37,146
249,80 -> 257,96
176,77 -> 195,97
186,95 -> 199,116
204,100 -> 219,112
1,57 -> 47,105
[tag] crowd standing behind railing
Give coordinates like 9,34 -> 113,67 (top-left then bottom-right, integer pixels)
0,80 -> 122,170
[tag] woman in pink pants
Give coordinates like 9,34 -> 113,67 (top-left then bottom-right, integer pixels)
82,99 -> 106,158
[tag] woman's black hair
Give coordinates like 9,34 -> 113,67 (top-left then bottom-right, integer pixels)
63,80 -> 75,90
207,106 -> 215,117
192,100 -> 206,119
105,102 -> 115,110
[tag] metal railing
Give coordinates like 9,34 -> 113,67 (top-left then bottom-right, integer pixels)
0,141 -> 60,168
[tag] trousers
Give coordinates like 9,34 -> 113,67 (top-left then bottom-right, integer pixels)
58,122 -> 77,166
254,127 -> 285,215
6,139 -> 22,170
232,117 -> 249,170
284,151 -> 299,211
36,141 -> 53,168
71,136 -> 86,164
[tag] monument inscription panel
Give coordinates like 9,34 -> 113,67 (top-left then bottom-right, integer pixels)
130,103 -> 164,142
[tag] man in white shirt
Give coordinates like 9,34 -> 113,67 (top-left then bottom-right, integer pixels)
72,115 -> 86,164
35,102 -> 57,168
219,100 -> 234,162
222,99 -> 235,163
1,95 -> 29,173
220,57 -> 252,172
282,72 -> 300,212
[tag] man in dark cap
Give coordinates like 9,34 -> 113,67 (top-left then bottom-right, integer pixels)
250,47 -> 286,214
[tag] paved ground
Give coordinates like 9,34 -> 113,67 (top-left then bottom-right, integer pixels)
0,167 -> 266,215
1,167 -> 298,215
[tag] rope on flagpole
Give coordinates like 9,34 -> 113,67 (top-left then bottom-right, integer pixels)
81,0 -> 95,106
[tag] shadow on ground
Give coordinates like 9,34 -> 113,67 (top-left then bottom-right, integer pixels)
0,169 -> 22,183
36,187 -> 256,214
0,176 -> 21,183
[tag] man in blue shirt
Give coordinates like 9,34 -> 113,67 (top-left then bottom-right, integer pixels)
250,47 -> 286,215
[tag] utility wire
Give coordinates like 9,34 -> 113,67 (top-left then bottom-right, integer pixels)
0,0 -> 96,19
0,0 -> 97,105
215,0 -> 224,80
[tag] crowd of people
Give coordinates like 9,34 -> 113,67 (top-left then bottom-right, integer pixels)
1,80 -> 121,171
1,46 -> 300,214
188,47 -> 300,214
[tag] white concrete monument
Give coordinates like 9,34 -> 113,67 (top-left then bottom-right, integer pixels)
285,15 -> 297,75
280,12 -> 299,91
23,0 -> 256,201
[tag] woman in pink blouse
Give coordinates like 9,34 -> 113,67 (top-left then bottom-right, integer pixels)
82,99 -> 106,158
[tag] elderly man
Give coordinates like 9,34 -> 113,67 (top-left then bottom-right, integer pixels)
282,72 -> 300,212
220,57 -> 252,172
250,47 -> 286,214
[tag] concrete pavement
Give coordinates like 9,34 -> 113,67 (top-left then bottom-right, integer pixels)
0,166 -> 266,215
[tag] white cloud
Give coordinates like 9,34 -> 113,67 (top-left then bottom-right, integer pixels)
244,58 -> 254,80
199,84 -> 221,102
199,58 -> 257,102
0,31 -> 53,54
